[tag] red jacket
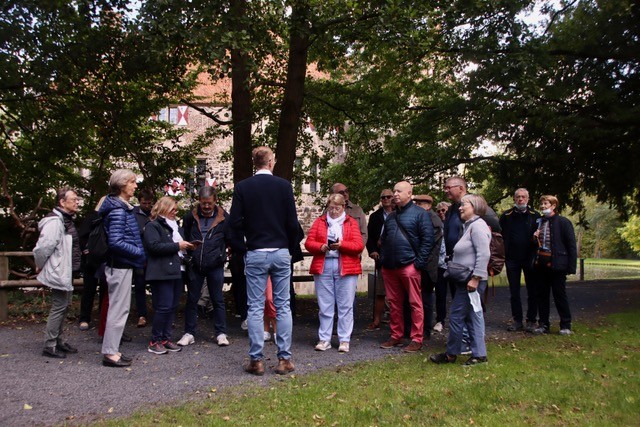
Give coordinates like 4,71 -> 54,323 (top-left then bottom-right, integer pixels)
305,214 -> 364,276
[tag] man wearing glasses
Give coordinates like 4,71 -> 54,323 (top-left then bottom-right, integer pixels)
34,187 -> 81,359
365,189 -> 394,330
331,183 -> 367,244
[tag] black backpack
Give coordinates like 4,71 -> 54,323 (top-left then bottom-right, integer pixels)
86,215 -> 109,267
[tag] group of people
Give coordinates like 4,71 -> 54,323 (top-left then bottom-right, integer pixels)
33,148 -> 576,372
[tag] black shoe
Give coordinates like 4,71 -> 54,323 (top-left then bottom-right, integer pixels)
119,354 -> 133,363
43,346 -> 66,359
464,356 -> 488,366
429,352 -> 456,364
507,322 -> 524,332
121,332 -> 132,343
102,356 -> 132,367
56,342 -> 78,354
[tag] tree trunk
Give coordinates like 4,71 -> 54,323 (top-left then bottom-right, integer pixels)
230,0 -> 253,184
273,3 -> 310,182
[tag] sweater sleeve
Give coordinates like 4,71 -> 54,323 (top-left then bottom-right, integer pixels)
470,222 -> 491,279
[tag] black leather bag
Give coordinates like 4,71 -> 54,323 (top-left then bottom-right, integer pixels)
443,261 -> 473,282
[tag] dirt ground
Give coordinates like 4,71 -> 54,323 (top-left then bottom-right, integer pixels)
0,279 -> 638,426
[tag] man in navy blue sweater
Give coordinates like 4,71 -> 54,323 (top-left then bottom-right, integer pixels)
230,146 -> 300,376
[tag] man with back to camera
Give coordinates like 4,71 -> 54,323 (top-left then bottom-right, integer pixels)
500,188 -> 541,332
229,146 -> 300,376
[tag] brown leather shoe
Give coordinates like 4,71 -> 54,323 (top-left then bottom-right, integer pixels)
380,338 -> 403,349
244,359 -> 265,376
274,358 -> 295,375
403,341 -> 422,353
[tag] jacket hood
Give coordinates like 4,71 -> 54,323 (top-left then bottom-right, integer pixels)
38,210 -> 63,232
99,195 -> 133,216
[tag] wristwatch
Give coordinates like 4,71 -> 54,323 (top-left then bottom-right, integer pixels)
472,275 -> 482,281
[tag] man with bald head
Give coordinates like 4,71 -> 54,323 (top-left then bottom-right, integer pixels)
379,181 -> 434,352
331,183 -> 367,244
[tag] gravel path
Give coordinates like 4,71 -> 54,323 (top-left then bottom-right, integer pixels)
1,280 -> 639,426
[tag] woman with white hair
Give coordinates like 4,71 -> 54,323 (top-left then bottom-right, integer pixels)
430,194 -> 491,366
99,169 -> 146,367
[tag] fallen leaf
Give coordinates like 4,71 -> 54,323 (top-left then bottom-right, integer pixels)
23,404 -> 32,410
108,407 -> 114,413
325,392 -> 336,399
223,416 -> 230,421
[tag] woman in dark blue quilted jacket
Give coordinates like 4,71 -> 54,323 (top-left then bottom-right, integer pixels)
98,169 -> 146,368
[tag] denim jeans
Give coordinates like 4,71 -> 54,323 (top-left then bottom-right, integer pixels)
185,266 -> 226,337
150,279 -> 182,342
314,257 -> 357,343
245,249 -> 292,361
446,280 -> 487,358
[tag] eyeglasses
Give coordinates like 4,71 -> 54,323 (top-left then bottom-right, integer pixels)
337,190 -> 348,196
444,185 -> 462,190
436,209 -> 446,213
380,195 -> 392,200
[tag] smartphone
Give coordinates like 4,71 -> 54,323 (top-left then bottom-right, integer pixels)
190,240 -> 203,247
327,238 -> 339,246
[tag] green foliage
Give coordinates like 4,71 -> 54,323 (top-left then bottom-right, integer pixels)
619,215 -> 640,255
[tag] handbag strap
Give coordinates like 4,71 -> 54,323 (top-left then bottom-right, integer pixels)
393,212 -> 419,257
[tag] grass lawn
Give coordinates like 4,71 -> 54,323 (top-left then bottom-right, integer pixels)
102,311 -> 640,426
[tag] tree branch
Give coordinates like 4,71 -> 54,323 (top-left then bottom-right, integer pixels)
179,99 -> 234,125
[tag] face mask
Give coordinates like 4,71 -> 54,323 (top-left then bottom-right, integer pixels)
515,203 -> 527,211
542,208 -> 553,216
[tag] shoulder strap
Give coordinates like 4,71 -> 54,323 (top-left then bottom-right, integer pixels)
393,213 -> 419,256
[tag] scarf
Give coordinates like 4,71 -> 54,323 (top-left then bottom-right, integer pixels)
326,211 -> 346,257
162,216 -> 185,256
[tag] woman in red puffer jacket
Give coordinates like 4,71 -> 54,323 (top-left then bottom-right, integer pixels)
305,193 -> 364,354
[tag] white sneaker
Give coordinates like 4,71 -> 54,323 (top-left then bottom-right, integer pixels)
338,342 -> 350,353
433,322 -> 443,332
315,341 -> 331,351
263,331 -> 271,341
217,333 -> 230,346
240,320 -> 248,331
559,329 -> 573,336
177,333 -> 195,346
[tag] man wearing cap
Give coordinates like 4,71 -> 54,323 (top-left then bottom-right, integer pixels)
331,183 -> 367,244
365,188 -> 394,330
413,194 -> 443,338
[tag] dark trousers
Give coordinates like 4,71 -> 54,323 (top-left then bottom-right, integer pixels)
421,272 -> 435,338
133,268 -> 148,318
506,258 -> 537,323
229,254 -> 247,320
79,261 -> 99,324
186,266 -> 226,336
434,268 -> 448,323
535,268 -> 572,330
150,279 -> 182,342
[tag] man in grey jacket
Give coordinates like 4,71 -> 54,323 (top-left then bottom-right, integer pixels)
33,187 -> 81,358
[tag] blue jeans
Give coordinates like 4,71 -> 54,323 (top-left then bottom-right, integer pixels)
185,266 -> 226,337
150,279 -> 182,342
245,249 -> 292,361
314,257 -> 357,343
446,280 -> 487,358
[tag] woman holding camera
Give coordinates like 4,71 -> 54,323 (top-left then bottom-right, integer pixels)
143,197 -> 194,354
430,194 -> 491,365
305,194 -> 364,353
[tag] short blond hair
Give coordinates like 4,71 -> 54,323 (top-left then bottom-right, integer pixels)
150,196 -> 177,220
461,194 -> 487,216
327,193 -> 346,206
252,146 -> 273,169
